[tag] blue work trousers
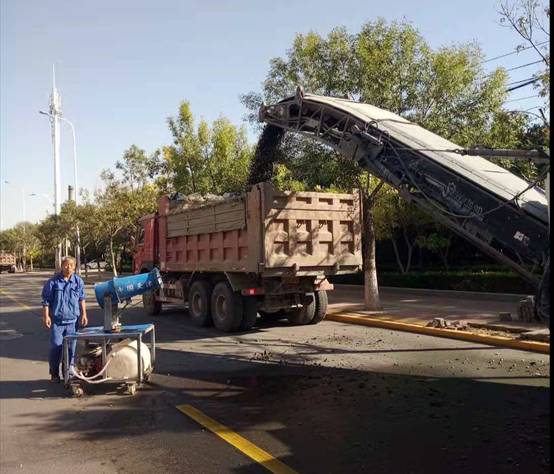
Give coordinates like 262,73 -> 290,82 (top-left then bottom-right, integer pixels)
49,321 -> 78,377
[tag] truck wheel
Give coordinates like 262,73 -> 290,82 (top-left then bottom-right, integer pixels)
239,297 -> 258,331
287,293 -> 316,325
143,290 -> 162,316
310,290 -> 328,324
188,280 -> 213,327
211,281 -> 243,332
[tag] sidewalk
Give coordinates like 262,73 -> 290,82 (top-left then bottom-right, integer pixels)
328,284 -> 549,352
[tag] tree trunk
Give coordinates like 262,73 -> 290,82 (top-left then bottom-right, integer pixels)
402,229 -> 415,273
362,194 -> 382,310
109,238 -> 118,277
391,238 -> 405,274
83,250 -> 89,280
30,255 -> 33,272
440,236 -> 452,270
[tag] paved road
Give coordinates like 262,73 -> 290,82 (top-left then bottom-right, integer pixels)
0,272 -> 550,473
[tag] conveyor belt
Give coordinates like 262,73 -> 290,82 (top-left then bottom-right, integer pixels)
259,88 -> 549,287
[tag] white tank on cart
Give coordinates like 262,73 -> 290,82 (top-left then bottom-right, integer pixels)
106,339 -> 152,380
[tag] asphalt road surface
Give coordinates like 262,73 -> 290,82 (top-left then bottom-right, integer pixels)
0,272 -> 550,473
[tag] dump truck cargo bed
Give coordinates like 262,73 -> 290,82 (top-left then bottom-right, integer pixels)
155,182 -> 362,276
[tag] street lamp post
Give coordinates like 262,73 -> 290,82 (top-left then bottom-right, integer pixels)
39,110 -> 81,273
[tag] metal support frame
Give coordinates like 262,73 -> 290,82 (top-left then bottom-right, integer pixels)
62,324 -> 156,389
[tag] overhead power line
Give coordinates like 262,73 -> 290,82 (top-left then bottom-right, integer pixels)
482,40 -> 549,64
506,78 -> 541,92
503,59 -> 544,72
504,94 -> 541,104
484,60 -> 545,79
507,76 -> 537,86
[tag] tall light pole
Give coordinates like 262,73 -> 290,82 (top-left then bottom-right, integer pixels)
39,111 -> 81,273
39,112 -> 78,205
49,66 -> 62,216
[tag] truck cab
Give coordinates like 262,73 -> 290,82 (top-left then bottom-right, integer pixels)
133,214 -> 157,273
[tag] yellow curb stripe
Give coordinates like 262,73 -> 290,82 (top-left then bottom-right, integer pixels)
0,287 -> 35,313
326,313 -> 549,354
176,404 -> 298,474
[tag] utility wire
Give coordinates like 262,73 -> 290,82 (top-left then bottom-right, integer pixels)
507,76 -> 538,86
482,41 -> 549,64
504,94 -> 541,103
483,60 -> 545,79
504,59 -> 545,72
506,77 -> 542,92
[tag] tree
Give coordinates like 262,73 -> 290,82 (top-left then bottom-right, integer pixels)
499,0 -> 550,107
373,188 -> 433,274
94,170 -> 159,276
164,103 -> 252,196
242,19 -> 517,309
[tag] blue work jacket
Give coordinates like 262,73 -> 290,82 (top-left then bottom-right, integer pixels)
41,273 -> 86,324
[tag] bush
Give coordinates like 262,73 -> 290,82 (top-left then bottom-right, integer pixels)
330,269 -> 534,294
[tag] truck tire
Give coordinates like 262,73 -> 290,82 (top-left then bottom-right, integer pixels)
188,280 -> 213,327
287,293 -> 316,325
143,290 -> 162,316
310,290 -> 328,324
239,296 -> 258,331
211,281 -> 243,332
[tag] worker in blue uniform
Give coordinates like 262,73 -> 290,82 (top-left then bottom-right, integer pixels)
41,256 -> 88,382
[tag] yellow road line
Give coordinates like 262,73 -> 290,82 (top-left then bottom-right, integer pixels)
0,287 -> 36,313
176,404 -> 298,474
326,312 -> 549,354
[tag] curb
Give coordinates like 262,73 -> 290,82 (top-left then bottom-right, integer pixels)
334,284 -> 528,302
326,312 -> 550,354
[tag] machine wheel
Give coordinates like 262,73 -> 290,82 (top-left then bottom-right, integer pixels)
211,282 -> 243,332
188,280 -> 213,327
310,290 -> 328,324
71,384 -> 84,398
143,290 -> 162,316
287,293 -> 316,325
239,296 -> 258,331
535,259 -> 550,324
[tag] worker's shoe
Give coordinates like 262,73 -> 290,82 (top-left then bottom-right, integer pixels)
50,374 -> 61,383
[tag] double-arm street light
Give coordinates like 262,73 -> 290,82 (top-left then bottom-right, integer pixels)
39,111 -> 79,206
39,110 -> 81,272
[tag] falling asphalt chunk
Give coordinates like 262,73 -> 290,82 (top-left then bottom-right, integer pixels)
247,124 -> 286,186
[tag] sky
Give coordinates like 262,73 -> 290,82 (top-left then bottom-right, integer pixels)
0,0 -> 549,229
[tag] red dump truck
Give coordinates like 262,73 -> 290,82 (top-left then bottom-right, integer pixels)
133,182 -> 362,332
0,252 -> 16,273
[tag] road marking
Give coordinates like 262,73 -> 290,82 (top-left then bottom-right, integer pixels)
176,404 -> 298,474
0,287 -> 37,314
